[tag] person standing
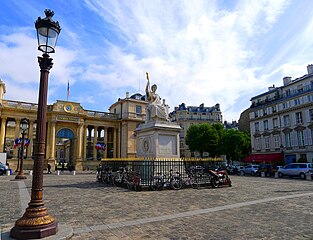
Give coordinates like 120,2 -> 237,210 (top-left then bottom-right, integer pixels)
47,163 -> 52,174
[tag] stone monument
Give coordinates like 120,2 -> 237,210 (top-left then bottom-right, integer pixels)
135,72 -> 181,159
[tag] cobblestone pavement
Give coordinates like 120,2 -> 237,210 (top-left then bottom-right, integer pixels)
1,172 -> 313,239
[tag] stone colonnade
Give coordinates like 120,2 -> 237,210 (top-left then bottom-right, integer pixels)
0,117 -> 119,171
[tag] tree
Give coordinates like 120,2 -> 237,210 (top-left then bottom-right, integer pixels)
185,123 -> 220,157
222,129 -> 251,164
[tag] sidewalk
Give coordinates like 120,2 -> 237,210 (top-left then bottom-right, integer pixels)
1,173 -> 313,239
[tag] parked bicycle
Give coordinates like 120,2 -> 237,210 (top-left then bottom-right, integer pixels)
101,166 -> 114,184
112,167 -> 128,187
151,169 -> 183,191
126,170 -> 142,191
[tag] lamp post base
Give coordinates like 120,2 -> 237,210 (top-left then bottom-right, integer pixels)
10,221 -> 58,239
10,205 -> 58,239
15,174 -> 27,180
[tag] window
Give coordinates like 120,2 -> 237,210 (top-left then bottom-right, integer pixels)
297,130 -> 305,146
254,111 -> 259,118
263,108 -> 267,116
273,118 -> 278,128
264,136 -> 270,149
255,122 -> 259,132
296,112 -> 303,124
136,105 -> 142,114
272,106 -> 277,113
309,109 -> 313,122
294,99 -> 300,106
263,120 -> 269,130
273,135 -> 280,148
255,137 -> 261,150
284,132 -> 291,147
308,95 -> 313,102
283,115 -> 290,127
286,89 -> 291,96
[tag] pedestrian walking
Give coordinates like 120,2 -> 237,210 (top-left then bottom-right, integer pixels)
47,163 -> 52,174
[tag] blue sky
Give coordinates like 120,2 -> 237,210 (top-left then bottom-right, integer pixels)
1,0 -> 313,121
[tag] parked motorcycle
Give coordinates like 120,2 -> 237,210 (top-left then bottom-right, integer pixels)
208,169 -> 232,188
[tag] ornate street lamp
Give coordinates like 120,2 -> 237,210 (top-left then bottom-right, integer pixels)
15,118 -> 29,180
10,9 -> 61,239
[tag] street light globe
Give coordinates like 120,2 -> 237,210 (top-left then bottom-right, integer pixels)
20,118 -> 28,131
35,9 -> 61,54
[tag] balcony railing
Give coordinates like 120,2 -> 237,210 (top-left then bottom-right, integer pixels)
86,111 -> 119,120
250,84 -> 313,109
2,100 -> 38,110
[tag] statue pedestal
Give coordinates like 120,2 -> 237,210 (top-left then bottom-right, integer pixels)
135,120 -> 181,158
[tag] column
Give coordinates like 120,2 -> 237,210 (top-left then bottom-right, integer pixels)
0,117 -> 7,152
93,126 -> 98,160
49,121 -> 56,160
104,127 -> 108,158
77,123 -> 83,160
27,120 -> 34,158
82,125 -> 87,160
117,126 -> 121,158
113,127 -> 117,158
13,118 -> 21,158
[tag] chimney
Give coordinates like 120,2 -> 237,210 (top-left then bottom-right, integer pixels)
268,84 -> 275,91
126,92 -> 129,99
283,76 -> 291,86
307,64 -> 313,75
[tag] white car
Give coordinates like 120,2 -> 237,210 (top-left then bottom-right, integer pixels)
278,163 -> 313,179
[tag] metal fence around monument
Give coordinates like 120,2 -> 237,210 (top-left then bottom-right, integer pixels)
100,157 -> 224,188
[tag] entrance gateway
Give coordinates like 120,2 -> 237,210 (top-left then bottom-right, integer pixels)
56,128 -> 74,170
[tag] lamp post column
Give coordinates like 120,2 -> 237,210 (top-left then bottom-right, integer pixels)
10,54 -> 57,239
15,120 -> 27,180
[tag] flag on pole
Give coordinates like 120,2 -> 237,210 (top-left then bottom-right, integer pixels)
67,80 -> 70,101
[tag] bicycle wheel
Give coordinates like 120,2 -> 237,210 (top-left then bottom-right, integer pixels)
151,178 -> 163,191
171,177 -> 183,190
191,177 -> 200,189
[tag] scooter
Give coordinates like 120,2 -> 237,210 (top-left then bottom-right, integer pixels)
208,169 -> 232,188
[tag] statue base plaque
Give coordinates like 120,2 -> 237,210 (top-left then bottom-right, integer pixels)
135,120 -> 181,159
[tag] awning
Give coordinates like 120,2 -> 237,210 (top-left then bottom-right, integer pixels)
243,153 -> 283,163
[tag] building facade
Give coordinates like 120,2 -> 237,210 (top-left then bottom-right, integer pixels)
169,103 -> 222,157
249,65 -> 313,164
0,80 -> 147,171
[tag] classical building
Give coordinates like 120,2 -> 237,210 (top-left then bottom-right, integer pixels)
169,103 -> 222,157
248,64 -> 313,164
223,120 -> 238,130
0,80 -> 147,171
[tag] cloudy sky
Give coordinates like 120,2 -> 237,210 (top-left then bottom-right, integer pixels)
1,0 -> 313,121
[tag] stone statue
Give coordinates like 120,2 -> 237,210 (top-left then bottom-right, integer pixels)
145,72 -> 169,122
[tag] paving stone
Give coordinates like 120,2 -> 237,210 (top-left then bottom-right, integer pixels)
1,173 -> 313,239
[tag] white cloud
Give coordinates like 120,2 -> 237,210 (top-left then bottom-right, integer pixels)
81,0 -> 291,120
0,30 -> 79,104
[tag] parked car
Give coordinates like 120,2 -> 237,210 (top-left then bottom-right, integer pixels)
242,165 -> 259,176
0,163 -> 8,175
231,166 -> 244,175
277,163 -> 313,179
256,164 -> 279,177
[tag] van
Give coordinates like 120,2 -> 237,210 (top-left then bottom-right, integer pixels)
277,163 -> 313,179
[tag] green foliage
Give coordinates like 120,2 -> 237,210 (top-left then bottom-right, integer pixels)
185,123 -> 222,157
185,123 -> 251,161
222,129 -> 251,163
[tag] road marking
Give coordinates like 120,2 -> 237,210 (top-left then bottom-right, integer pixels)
74,191 -> 313,234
